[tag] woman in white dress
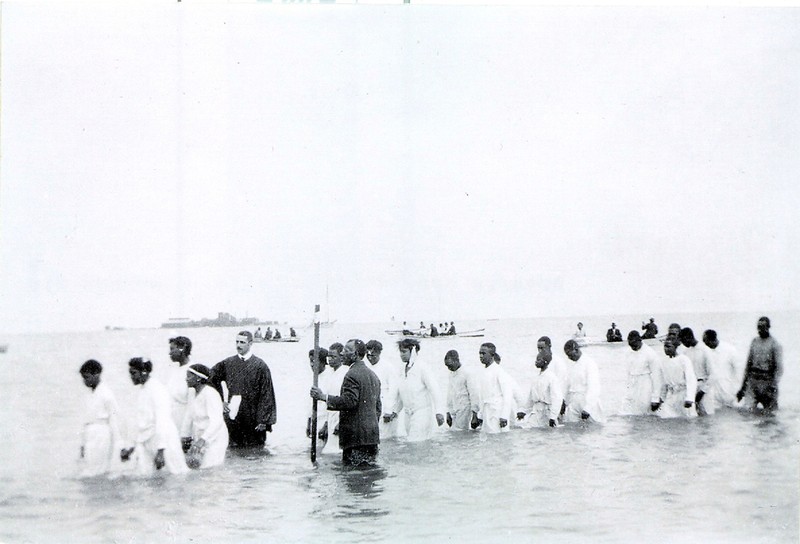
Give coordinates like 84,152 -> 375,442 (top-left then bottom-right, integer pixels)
181,364 -> 229,469
78,360 -> 123,477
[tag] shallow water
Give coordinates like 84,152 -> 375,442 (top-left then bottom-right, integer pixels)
0,311 -> 797,543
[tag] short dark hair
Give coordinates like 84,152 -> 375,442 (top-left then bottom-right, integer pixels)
348,339 -> 367,359
329,342 -> 344,353
188,363 -> 211,383
80,359 -> 102,375
309,348 -> 329,364
627,330 -> 641,341
703,330 -> 717,342
397,338 -> 421,352
445,349 -> 460,361
537,336 -> 552,347
679,327 -> 695,343
564,339 -> 580,352
238,331 -> 253,342
128,357 -> 152,372
481,342 -> 501,362
366,340 -> 383,352
169,336 -> 192,356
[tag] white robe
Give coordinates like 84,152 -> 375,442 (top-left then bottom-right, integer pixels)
446,366 -> 480,431
682,343 -> 715,415
707,342 -> 742,408
321,366 -> 346,454
166,363 -> 193,430
620,344 -> 661,416
656,353 -> 697,419
370,359 -> 401,438
180,386 -> 229,468
394,352 -> 445,441
519,366 -> 563,428
131,379 -> 189,475
477,363 -> 514,434
80,382 -> 123,477
564,355 -> 604,423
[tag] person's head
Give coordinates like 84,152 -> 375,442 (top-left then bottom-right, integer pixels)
535,348 -> 552,370
702,330 -> 718,350
667,323 -> 682,337
627,330 -> 642,351
236,331 -> 253,356
128,357 -> 152,385
757,316 -> 771,338
537,336 -> 552,352
397,338 -> 421,363
185,363 -> 211,390
663,337 -> 678,357
563,339 -> 581,361
444,349 -> 461,372
611,322 -> 617,328
169,336 -> 192,364
344,339 -> 366,365
679,327 -> 696,347
328,343 -> 344,370
577,322 -> 583,330
479,343 -> 500,367
79,359 -> 102,389
308,348 -> 329,373
366,340 -> 383,365
649,317 -> 655,323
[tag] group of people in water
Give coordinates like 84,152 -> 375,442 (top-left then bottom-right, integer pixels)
79,316 -> 783,474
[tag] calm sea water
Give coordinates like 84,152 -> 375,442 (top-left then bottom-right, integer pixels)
0,311 -> 797,543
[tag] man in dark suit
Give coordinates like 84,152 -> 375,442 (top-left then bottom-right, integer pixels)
606,322 -> 623,343
310,338 -> 381,466
210,331 -> 277,448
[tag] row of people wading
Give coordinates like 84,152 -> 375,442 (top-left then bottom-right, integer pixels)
78,317 -> 782,475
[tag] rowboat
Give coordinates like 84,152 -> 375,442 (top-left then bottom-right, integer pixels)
253,337 -> 300,343
387,328 -> 486,340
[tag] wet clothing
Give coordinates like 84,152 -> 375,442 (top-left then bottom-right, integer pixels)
325,359 -> 382,456
620,344 -> 661,416
80,382 -> 123,477
707,342 -> 742,408
210,353 -> 277,447
393,352 -> 445,441
370,359 -> 401,438
477,362 -> 515,433
447,366 -> 481,431
656,353 -> 697,419
321,366 -> 346,455
682,343 -> 715,416
180,386 -> 229,469
740,335 -> 783,411
131,378 -> 189,475
166,363 -> 193,430
519,366 -> 563,428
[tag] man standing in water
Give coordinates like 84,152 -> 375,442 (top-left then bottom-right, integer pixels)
167,336 -> 193,429
679,327 -> 715,416
444,350 -> 480,431
366,340 -> 399,439
737,317 -> 783,413
562,340 -> 604,423
210,331 -> 277,448
311,339 -> 382,466
702,330 -> 742,408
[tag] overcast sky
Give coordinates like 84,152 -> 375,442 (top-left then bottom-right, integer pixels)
1,2 -> 798,334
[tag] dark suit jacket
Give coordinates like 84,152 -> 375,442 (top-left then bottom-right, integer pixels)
325,359 -> 381,450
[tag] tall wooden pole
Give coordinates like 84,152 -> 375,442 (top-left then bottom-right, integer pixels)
310,304 -> 321,463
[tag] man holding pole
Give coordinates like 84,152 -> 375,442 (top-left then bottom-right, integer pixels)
310,338 -> 382,467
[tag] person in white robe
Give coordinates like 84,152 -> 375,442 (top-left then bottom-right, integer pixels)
475,343 -> 515,434
386,338 -> 445,441
306,347 -> 331,454
367,340 -> 401,439
537,336 -> 569,403
703,330 -> 743,409
443,350 -> 480,431
167,336 -> 194,429
320,343 -> 346,455
79,360 -> 123,477
516,349 -> 563,428
121,358 -> 189,476
653,338 -> 697,419
620,331 -> 661,416
181,364 -> 229,469
562,340 -> 604,423
679,328 -> 715,416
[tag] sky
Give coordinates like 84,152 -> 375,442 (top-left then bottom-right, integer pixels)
1,2 -> 798,334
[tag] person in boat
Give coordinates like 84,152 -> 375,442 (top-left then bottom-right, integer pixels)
444,350 -> 480,431
385,338 -> 445,441
290,327 -> 297,338
306,347 -> 330,452
254,327 -> 263,340
679,327 -> 715,416
167,336 -> 193,429
366,340 -> 400,439
265,327 -> 273,340
561,340 -> 604,423
620,331 -> 660,416
447,322 -> 456,335
418,321 -> 429,337
574,322 -> 586,338
181,364 -> 229,469
702,329 -> 742,408
736,316 -> 783,414
606,323 -> 623,343
121,358 -> 189,475
310,339 -> 382,467
473,343 -> 515,433
641,318 -> 658,339
209,331 -> 277,448
273,329 -> 282,340
429,323 -> 439,337
652,338 -> 696,418
516,348 -> 563,428
79,360 -> 123,477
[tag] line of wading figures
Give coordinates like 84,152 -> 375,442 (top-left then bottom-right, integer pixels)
78,316 -> 782,475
